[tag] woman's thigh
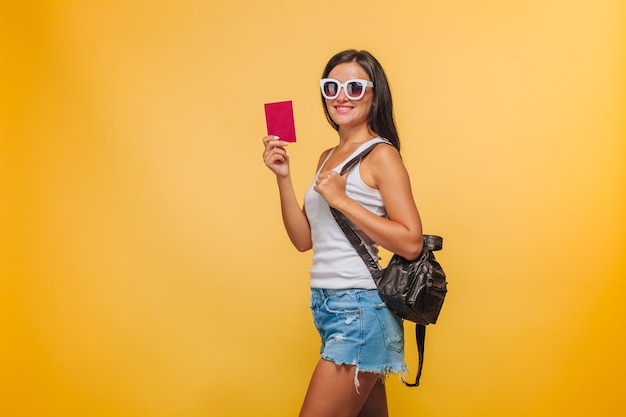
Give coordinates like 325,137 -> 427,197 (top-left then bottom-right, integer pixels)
299,359 -> 387,417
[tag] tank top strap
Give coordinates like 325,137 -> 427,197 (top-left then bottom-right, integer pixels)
334,137 -> 389,173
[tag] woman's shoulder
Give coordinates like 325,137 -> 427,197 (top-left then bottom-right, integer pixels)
319,147 -> 334,158
360,140 -> 406,188
369,140 -> 401,162
314,147 -> 335,170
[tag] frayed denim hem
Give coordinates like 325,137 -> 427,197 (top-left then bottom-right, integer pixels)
321,355 -> 407,393
354,364 -> 408,393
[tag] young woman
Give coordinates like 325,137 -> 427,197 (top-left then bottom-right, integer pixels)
262,49 -> 423,417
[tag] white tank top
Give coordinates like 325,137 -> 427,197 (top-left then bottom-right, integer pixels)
304,138 -> 388,289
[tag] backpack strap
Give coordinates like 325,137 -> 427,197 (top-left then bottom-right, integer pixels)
332,140 -> 389,283
403,324 -> 426,387
330,203 -> 383,282
338,141 -> 385,176
330,141 -> 427,387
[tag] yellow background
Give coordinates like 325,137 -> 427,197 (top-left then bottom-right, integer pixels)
1,1 -> 625,416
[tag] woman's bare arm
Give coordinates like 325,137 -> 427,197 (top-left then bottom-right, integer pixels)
314,144 -> 423,260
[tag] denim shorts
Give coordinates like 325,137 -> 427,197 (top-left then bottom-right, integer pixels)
310,288 -> 406,389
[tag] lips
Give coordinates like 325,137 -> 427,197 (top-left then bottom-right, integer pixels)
334,106 -> 353,114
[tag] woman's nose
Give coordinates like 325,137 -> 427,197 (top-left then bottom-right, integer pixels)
337,86 -> 350,101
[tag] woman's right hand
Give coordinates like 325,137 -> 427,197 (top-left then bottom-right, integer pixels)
262,135 -> 291,178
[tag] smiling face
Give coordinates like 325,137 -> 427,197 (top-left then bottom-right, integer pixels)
324,62 -> 374,132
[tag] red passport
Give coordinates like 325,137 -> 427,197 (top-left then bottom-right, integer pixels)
264,100 -> 297,142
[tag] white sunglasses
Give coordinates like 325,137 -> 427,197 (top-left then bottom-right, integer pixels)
319,78 -> 374,100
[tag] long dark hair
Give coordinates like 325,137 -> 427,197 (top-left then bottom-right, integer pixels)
321,49 -> 400,152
